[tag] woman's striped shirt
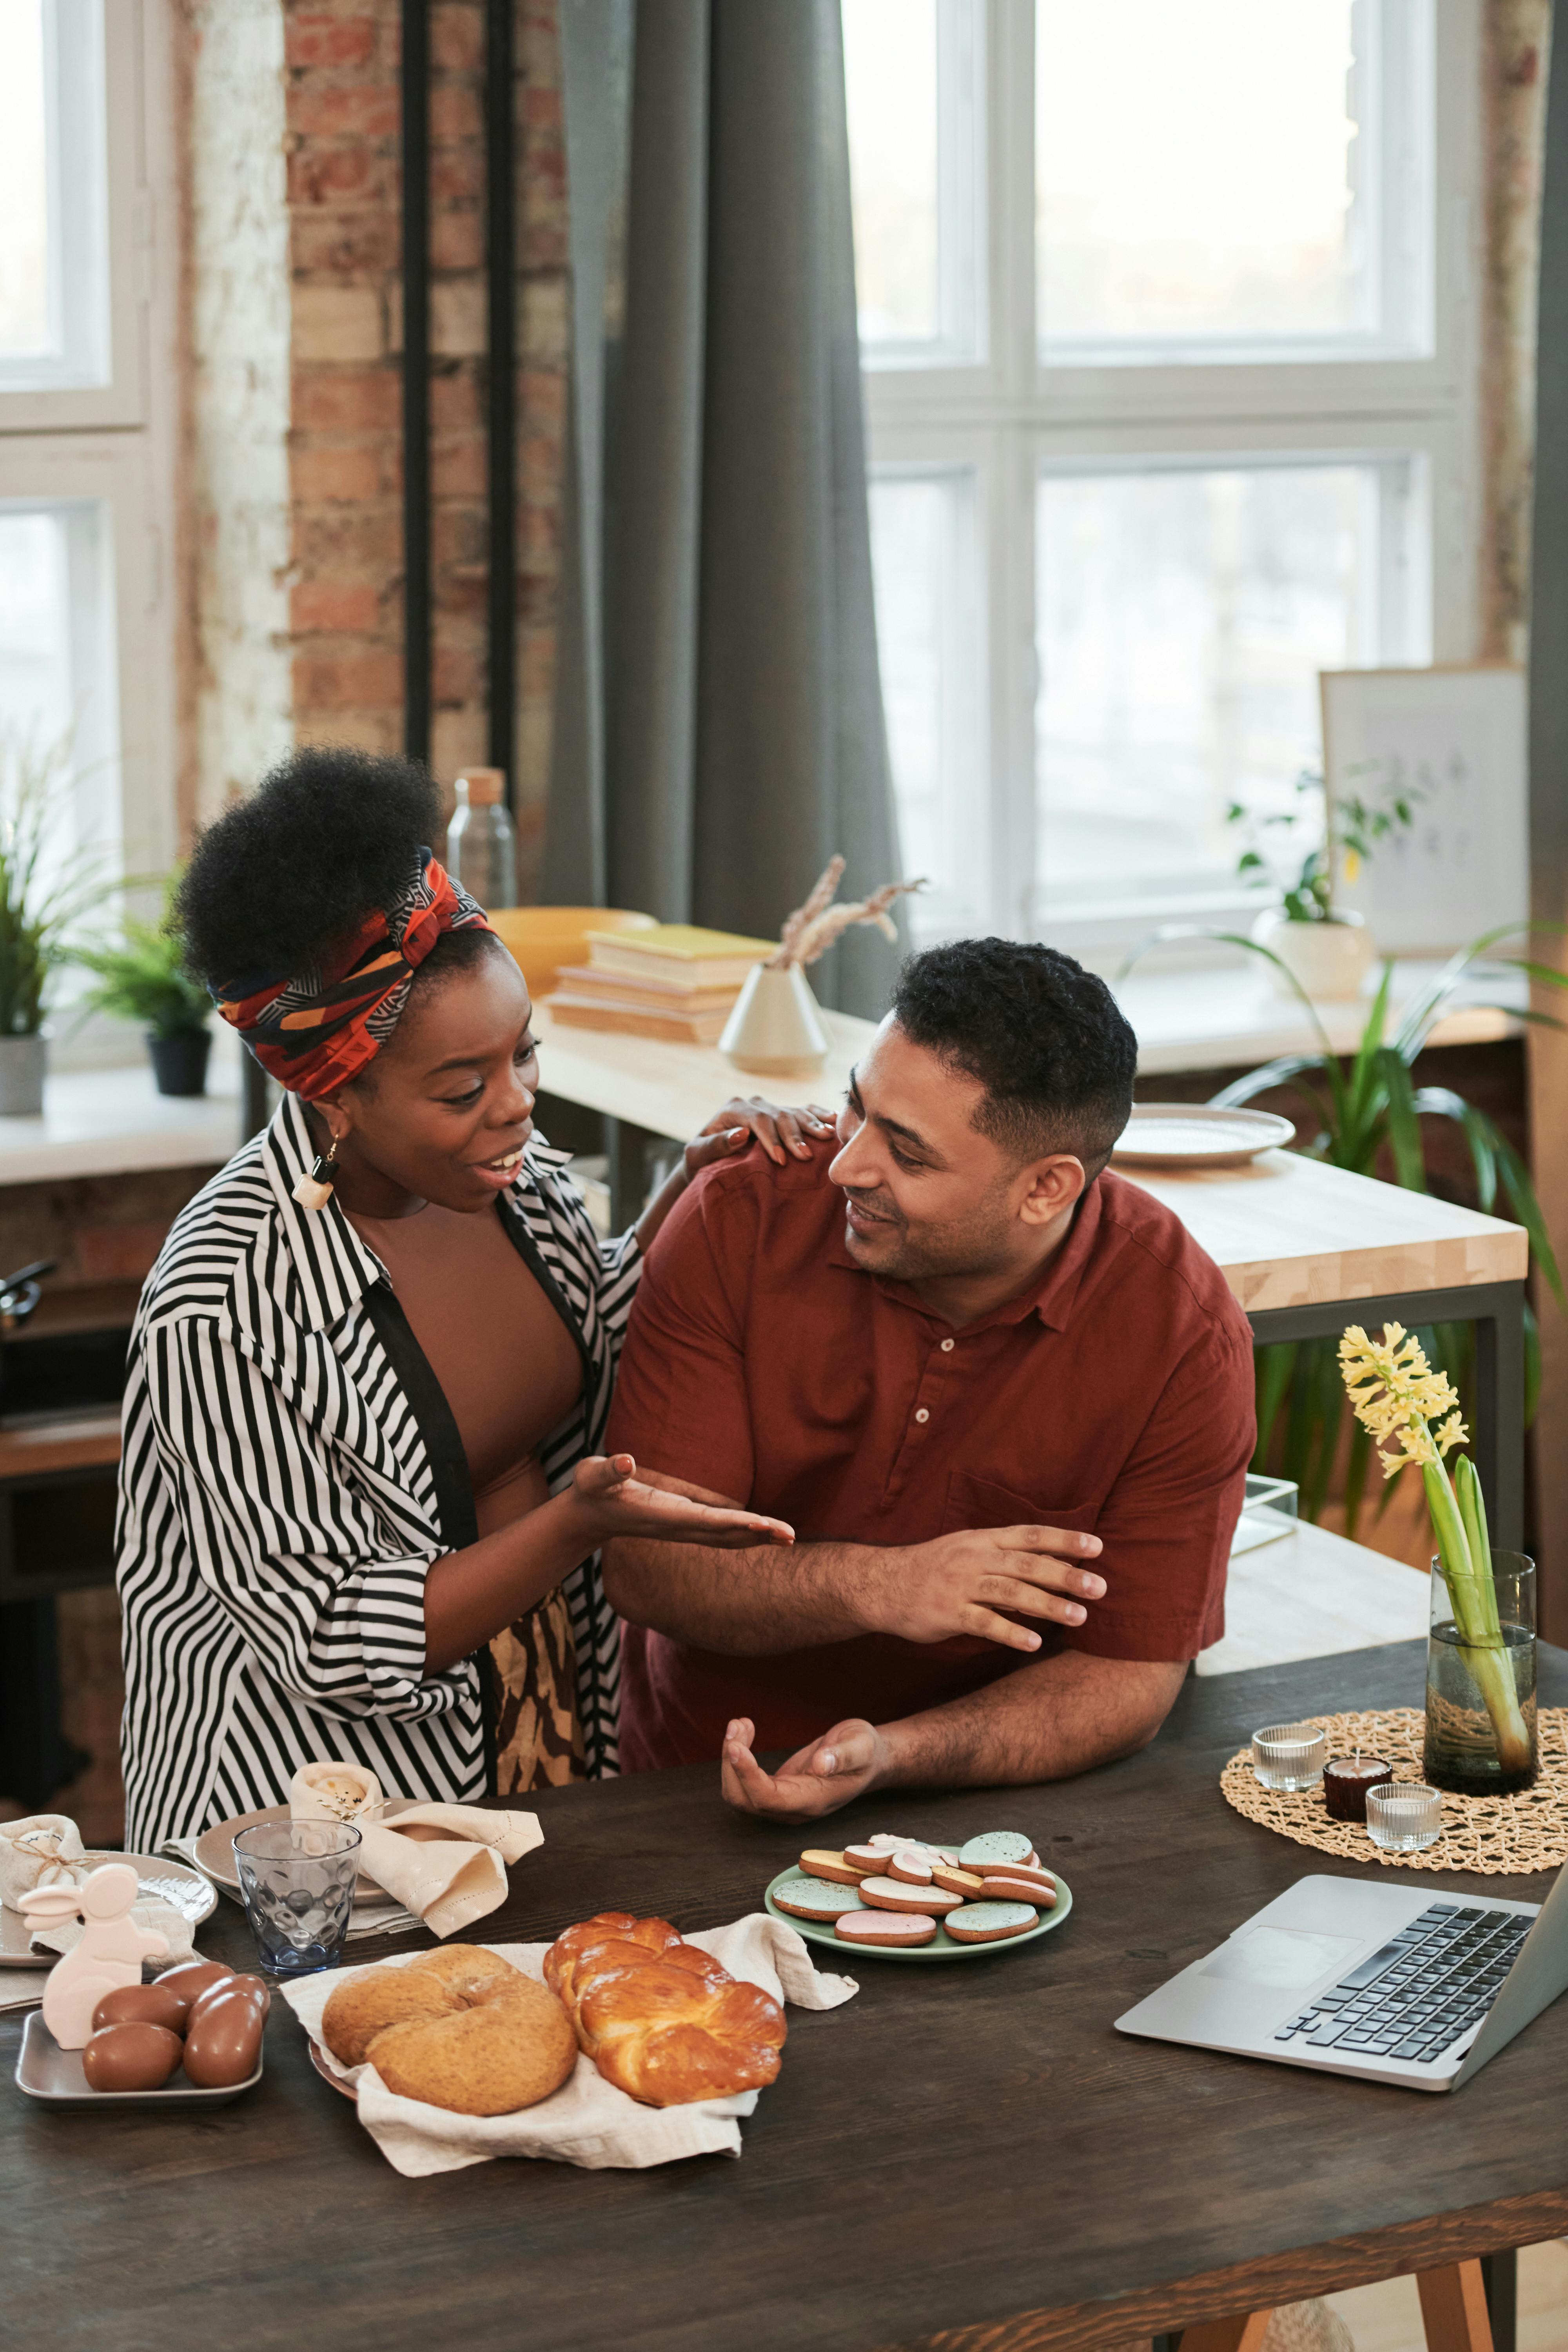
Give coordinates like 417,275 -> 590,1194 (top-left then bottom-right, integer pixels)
117,1091 -> 639,1850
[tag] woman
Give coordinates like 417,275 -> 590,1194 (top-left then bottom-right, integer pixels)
118,749 -> 818,1849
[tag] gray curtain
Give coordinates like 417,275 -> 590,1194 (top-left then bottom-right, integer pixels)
545,0 -> 906,1017
1530,7 -> 1568,1637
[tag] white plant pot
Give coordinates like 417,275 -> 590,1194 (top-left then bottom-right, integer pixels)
1250,909 -> 1375,1004
0,1033 -> 46,1117
718,964 -> 829,1075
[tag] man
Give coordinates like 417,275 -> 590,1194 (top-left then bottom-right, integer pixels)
602,938 -> 1255,1821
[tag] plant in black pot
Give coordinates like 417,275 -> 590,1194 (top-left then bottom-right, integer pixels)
75,874 -> 214,1097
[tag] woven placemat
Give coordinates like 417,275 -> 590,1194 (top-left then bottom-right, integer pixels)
1221,1707 -> 1568,1875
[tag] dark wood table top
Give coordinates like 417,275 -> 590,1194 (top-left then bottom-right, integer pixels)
7,1640 -> 1568,2352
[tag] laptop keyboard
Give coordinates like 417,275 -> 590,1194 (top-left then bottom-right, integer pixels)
1272,1902 -> 1533,2065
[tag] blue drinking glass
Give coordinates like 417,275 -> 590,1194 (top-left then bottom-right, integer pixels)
232,1818 -> 362,1976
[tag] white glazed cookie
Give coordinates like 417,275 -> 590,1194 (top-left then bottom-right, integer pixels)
857,1875 -> 962,1916
957,1831 -> 1033,1875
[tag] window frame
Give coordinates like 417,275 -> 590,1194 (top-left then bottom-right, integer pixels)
859,0 -> 1483,962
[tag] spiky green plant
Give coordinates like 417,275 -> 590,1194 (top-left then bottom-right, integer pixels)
74,869 -> 211,1039
0,725 -> 120,1035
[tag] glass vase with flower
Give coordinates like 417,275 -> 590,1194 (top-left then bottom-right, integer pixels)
1339,1322 -> 1536,1795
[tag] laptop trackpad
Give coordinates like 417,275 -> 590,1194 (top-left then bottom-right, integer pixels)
1201,1926 -> 1361,1989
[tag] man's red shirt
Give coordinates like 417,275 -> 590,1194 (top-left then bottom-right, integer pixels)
606,1145 -> 1256,1771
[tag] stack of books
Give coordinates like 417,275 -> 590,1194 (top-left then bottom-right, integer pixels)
544,925 -> 778,1044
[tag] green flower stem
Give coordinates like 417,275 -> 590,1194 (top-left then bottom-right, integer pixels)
1423,1459 -> 1532,1773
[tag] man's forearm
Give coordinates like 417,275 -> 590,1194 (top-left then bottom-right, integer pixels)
603,1533 -> 886,1653
874,1651 -> 1186,1790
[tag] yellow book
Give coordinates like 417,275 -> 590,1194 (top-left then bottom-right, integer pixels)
585,924 -> 777,988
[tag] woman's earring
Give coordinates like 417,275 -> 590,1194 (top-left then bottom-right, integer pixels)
292,1129 -> 341,1213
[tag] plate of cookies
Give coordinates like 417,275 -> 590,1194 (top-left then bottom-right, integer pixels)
766,1831 -> 1070,1962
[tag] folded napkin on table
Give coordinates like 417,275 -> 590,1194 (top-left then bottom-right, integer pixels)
0,1814 -> 85,1910
290,1763 -> 542,1938
0,1968 -> 51,2014
284,1911 -> 858,2178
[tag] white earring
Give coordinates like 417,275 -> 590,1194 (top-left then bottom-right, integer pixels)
292,1129 -> 341,1212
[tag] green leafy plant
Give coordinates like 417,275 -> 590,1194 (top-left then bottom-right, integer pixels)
1226,765 -> 1422,924
0,725 -> 119,1036
1122,924 -> 1568,1533
74,870 -> 211,1039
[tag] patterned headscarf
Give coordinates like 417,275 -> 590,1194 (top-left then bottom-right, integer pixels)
214,850 -> 494,1099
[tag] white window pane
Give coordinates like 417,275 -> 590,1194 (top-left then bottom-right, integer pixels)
1034,463 -> 1397,919
0,0 -> 110,390
1037,0 -> 1425,361
0,498 -> 121,874
869,468 -> 982,939
844,0 -> 980,366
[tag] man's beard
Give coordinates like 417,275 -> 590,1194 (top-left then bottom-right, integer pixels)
840,1186 -> 1016,1284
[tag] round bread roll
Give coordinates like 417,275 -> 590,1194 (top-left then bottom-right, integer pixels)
402,1944 -> 530,2004
321,1966 -> 454,2069
368,1975 -> 577,2117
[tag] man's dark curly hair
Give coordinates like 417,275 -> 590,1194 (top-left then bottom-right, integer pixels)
178,745 -> 493,998
891,937 -> 1136,1174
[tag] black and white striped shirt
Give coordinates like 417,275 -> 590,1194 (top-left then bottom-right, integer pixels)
117,1090 -> 639,1849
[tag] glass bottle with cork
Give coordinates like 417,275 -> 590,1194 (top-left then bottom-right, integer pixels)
446,768 -> 517,910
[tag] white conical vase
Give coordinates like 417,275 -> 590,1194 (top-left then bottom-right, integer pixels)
719,964 -> 829,1075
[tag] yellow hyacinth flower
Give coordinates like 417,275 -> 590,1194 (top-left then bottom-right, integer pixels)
1337,1323 -> 1465,1478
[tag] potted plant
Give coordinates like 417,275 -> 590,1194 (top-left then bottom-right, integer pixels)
74,873 -> 214,1097
0,727 -> 116,1117
1226,768 -> 1420,1002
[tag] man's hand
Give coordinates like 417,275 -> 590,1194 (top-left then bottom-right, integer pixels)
864,1524 -> 1106,1652
720,1715 -> 886,1822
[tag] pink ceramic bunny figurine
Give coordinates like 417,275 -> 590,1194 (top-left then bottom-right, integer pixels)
19,1862 -> 169,2049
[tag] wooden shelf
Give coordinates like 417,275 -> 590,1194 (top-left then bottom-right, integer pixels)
0,1410 -> 121,1481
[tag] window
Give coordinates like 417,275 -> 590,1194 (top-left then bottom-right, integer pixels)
0,0 -> 173,1004
846,0 -> 1472,958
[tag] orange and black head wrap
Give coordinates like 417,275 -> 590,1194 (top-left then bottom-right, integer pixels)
212,849 -> 494,1098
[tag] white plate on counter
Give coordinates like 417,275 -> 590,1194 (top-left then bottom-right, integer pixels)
0,1851 -> 216,1971
196,1800 -> 421,1907
1111,1105 -> 1295,1170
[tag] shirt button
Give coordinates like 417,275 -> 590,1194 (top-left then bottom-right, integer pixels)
915,1408 -> 930,1423
940,1338 -> 955,1352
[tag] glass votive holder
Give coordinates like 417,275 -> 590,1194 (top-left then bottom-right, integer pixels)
1365,1782 -> 1444,1852
232,1818 -> 362,1977
1251,1722 -> 1327,1791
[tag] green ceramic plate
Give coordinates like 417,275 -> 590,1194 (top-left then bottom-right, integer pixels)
764,1866 -> 1073,1963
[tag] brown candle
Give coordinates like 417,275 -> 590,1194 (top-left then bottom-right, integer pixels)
1324,1753 -> 1395,1822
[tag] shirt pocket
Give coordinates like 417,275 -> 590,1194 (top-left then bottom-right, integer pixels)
940,1471 -> 1100,1540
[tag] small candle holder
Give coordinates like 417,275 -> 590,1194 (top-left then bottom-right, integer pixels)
1365,1782 -> 1443,1853
1251,1722 -> 1327,1791
1323,1753 -> 1395,1823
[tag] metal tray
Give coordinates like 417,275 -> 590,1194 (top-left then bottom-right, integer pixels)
14,2010 -> 262,2110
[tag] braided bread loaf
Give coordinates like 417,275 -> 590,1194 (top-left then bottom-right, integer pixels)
544,1912 -> 786,2107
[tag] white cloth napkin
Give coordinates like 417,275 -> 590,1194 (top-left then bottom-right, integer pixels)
0,1815 -> 85,1911
283,1913 -> 858,2178
0,1968 -> 51,2014
351,1806 -> 544,1940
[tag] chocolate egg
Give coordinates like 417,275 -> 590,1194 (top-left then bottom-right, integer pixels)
182,1984 -> 266,2087
189,1971 -> 270,2029
82,2021 -> 185,2093
91,1983 -> 188,2036
152,1960 -> 235,2024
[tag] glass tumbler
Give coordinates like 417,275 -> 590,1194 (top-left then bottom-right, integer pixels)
232,1819 -> 362,1976
1251,1722 -> 1327,1791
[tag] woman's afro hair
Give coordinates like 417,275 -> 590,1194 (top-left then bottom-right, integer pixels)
178,746 -> 443,990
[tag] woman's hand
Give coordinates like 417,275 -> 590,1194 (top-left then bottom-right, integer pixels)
566,1454 -> 795,1552
682,1096 -> 837,1177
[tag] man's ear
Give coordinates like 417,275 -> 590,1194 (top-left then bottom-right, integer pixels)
1016,1153 -> 1086,1228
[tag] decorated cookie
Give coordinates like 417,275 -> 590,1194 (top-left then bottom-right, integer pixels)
798,1848 -> 863,1887
980,1860 -> 1056,1894
772,1876 -> 866,1922
886,1849 -> 935,1887
957,1831 -> 1034,1875
931,1863 -> 985,1898
842,1844 -> 891,1875
978,1871 -> 1057,1907
835,1909 -> 938,1947
857,1875 -> 962,1915
945,1900 -> 1039,1944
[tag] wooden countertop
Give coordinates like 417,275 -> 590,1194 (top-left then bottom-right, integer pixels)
7,1642 -> 1567,2352
534,1009 -> 1528,1307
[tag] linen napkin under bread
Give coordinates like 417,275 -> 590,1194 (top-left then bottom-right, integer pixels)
289,1765 -> 543,1938
283,1913 -> 858,2177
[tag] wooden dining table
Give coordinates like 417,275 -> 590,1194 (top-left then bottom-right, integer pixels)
5,1639 -> 1566,2352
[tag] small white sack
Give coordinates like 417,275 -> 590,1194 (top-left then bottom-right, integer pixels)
0,1815 -> 85,1913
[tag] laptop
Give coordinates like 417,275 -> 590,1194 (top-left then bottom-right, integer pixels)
1115,1861 -> 1568,2091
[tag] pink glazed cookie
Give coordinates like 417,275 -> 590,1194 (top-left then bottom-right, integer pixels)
836,1909 -> 938,1947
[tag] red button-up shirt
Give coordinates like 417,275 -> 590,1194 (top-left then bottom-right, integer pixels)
607,1148 -> 1255,1771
